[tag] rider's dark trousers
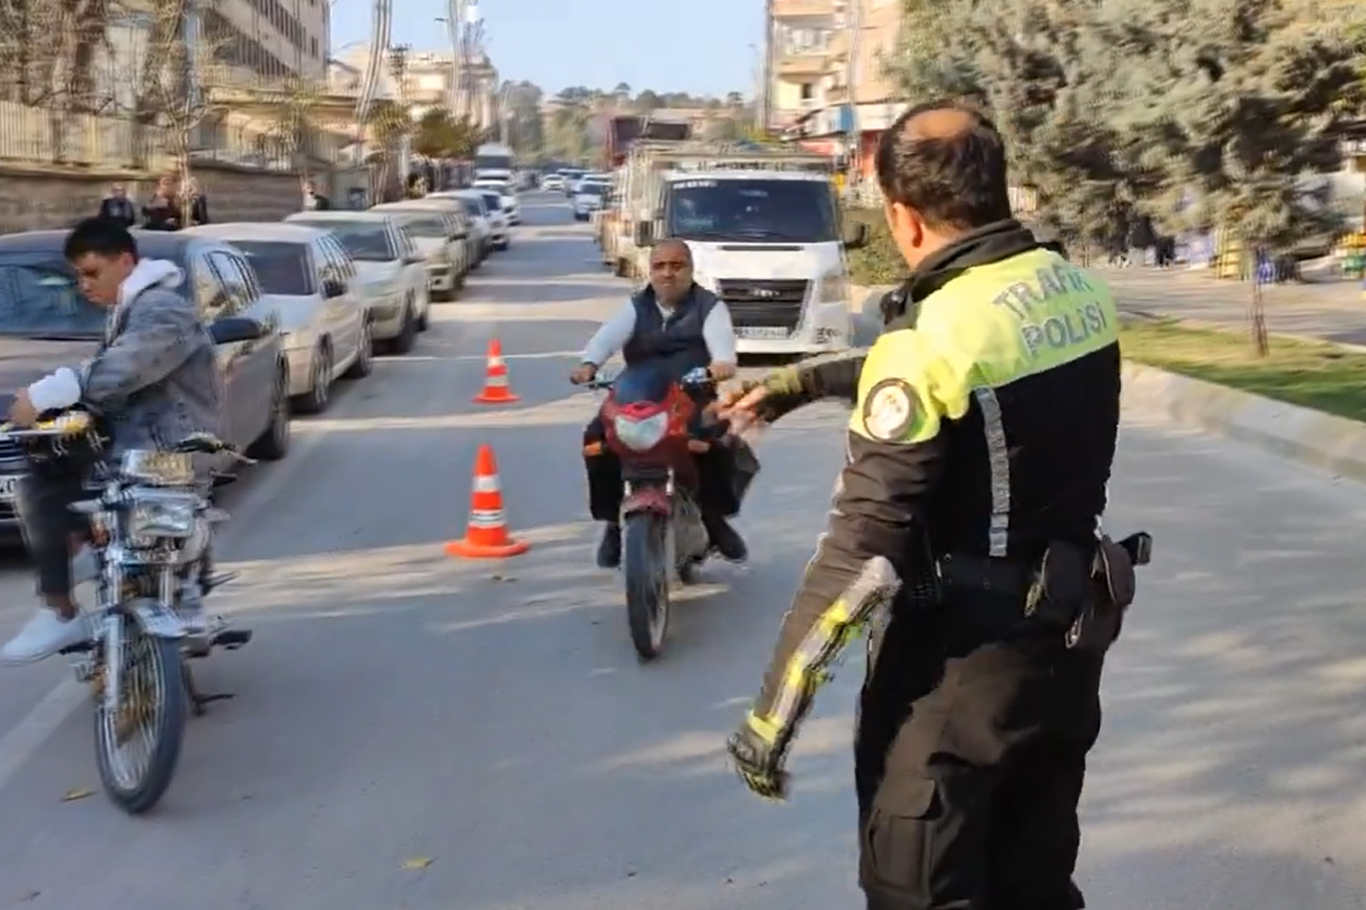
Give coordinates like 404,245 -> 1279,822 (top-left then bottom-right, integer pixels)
855,596 -> 1103,910
16,469 -> 87,598
582,416 -> 741,522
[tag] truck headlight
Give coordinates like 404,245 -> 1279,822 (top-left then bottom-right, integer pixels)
613,413 -> 668,452
817,271 -> 848,303
127,497 -> 197,540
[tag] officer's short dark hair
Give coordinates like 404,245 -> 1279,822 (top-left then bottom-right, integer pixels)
64,217 -> 139,262
874,99 -> 1013,230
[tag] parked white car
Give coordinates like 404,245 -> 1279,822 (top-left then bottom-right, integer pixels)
572,180 -> 610,222
469,189 -> 512,249
371,202 -> 469,301
426,192 -> 493,262
187,222 -> 373,412
543,174 -> 564,191
473,180 -> 520,225
284,210 -> 430,354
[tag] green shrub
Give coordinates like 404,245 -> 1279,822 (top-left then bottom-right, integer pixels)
844,208 -> 907,286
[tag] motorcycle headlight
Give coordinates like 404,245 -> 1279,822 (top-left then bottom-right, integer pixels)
126,498 -> 197,540
817,271 -> 848,303
613,412 -> 669,452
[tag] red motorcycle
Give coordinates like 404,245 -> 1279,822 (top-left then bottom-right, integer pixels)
581,363 -> 721,661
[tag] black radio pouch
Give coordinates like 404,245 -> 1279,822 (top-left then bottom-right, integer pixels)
1026,533 -> 1152,655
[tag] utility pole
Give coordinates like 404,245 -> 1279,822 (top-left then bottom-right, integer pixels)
389,43 -> 411,192
843,0 -> 864,186
759,0 -> 774,136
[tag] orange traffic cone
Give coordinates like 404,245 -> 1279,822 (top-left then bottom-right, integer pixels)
472,339 -> 521,404
445,444 -> 530,559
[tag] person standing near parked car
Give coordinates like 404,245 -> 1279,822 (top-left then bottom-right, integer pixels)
97,182 -> 137,228
141,175 -> 181,231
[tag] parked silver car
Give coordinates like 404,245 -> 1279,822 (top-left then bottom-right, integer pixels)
370,202 -> 470,302
187,223 -> 373,413
284,211 -> 431,354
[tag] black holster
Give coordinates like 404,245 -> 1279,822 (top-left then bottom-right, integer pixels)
1029,533 -> 1152,654
938,532 -> 1152,653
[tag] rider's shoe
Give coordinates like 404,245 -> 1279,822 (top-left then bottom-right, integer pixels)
1,609 -> 93,665
596,522 -> 622,569
704,515 -> 748,563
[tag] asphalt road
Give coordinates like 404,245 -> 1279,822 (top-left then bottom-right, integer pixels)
0,193 -> 1363,909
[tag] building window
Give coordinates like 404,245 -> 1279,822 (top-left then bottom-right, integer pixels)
800,83 -> 814,101
311,36 -> 319,57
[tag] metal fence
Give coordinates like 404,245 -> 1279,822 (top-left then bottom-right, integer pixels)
0,99 -> 175,169
0,98 -> 341,173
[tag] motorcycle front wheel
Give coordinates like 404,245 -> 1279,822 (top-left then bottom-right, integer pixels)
93,615 -> 188,814
623,511 -> 670,662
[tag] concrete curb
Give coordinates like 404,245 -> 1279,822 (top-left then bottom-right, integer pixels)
1121,362 -> 1366,482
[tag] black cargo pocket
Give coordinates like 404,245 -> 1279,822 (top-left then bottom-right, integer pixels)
862,776 -> 939,897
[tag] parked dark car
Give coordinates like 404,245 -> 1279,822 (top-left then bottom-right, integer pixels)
0,229 -> 291,536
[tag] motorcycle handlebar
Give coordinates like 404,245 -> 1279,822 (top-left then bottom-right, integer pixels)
573,367 -> 718,391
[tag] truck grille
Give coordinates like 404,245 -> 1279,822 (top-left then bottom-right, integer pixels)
716,279 -> 809,331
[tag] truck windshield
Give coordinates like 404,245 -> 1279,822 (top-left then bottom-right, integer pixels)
666,178 -> 838,243
475,154 -> 513,171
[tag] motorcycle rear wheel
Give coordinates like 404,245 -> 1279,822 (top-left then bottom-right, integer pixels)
93,617 -> 188,815
623,512 -> 670,662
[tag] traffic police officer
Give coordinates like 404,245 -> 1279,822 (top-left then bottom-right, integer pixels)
721,100 -> 1142,910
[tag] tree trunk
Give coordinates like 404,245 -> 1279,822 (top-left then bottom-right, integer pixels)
1248,242 -> 1269,358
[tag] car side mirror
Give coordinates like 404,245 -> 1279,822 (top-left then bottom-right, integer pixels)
210,316 -> 268,344
322,278 -> 346,299
634,220 -> 654,247
842,221 -> 869,250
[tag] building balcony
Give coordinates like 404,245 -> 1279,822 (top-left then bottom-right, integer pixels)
772,0 -> 841,18
776,52 -> 834,78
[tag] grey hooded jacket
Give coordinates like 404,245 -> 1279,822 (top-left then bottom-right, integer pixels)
28,259 -> 224,459
85,259 -> 224,457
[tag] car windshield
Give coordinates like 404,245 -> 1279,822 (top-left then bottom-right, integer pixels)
231,241 -> 314,295
0,259 -> 113,337
460,198 -> 484,217
391,213 -> 448,238
290,219 -> 393,261
579,183 -> 608,198
665,178 -> 839,243
479,193 -> 503,211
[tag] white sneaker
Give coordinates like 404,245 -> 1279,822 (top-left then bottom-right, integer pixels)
1,610 -> 94,665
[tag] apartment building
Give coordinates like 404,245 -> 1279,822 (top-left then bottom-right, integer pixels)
766,0 -> 902,167
335,46 -> 500,131
203,0 -> 330,83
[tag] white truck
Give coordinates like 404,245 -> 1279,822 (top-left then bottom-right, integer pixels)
473,142 -> 515,183
614,141 -> 867,357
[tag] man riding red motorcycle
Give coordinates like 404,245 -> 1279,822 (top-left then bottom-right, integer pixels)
570,238 -> 748,569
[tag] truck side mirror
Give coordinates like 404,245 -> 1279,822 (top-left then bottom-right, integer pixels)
634,221 -> 654,247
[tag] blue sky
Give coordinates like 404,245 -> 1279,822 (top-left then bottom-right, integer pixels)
331,0 -> 764,99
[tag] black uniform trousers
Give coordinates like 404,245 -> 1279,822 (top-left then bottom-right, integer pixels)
855,592 -> 1103,910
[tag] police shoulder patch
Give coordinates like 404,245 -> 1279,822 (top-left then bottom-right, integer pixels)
860,378 -> 917,441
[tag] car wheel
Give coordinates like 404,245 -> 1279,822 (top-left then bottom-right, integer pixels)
344,320 -> 375,379
293,343 -> 332,415
495,240 -> 510,251
248,363 -> 290,461
389,302 -> 417,354
416,298 -> 430,332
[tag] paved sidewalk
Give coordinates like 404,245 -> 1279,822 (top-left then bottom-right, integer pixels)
1100,266 -> 1366,345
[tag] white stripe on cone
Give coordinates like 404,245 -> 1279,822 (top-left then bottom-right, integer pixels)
469,510 -> 506,528
472,475 -> 501,492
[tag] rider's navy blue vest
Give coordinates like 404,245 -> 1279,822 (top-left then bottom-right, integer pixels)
621,283 -> 718,379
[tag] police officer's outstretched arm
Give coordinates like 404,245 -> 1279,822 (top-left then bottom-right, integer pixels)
727,327 -> 969,798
